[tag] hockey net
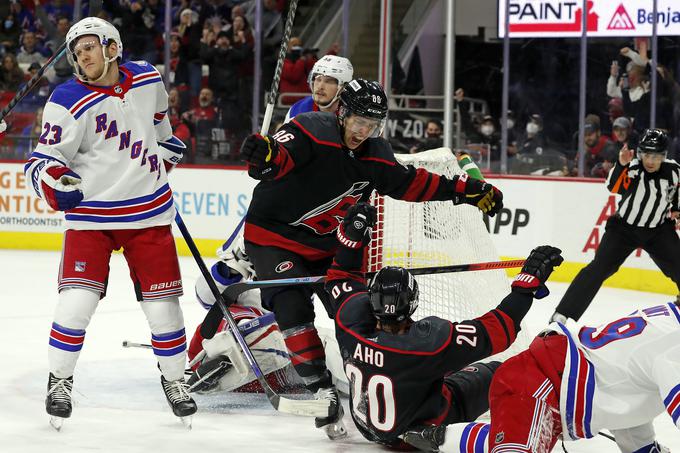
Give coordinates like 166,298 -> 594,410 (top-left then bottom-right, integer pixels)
368,148 -> 532,359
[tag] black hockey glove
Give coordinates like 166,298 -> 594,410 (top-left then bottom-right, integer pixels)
453,174 -> 503,217
336,202 -> 377,249
240,133 -> 280,180
511,245 -> 563,299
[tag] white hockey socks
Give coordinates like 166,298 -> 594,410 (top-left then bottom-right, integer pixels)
139,298 -> 187,381
49,288 -> 99,378
440,422 -> 489,453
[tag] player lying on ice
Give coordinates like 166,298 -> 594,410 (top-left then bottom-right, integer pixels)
322,202 -> 564,449
404,305 -> 680,452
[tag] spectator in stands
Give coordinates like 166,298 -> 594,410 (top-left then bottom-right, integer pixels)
505,110 -> 519,156
0,3 -> 22,54
605,97 -> 624,131
280,37 -> 317,104
229,14 -> 254,125
200,0 -> 231,28
607,48 -> 651,133
41,0 -> 73,25
19,106 -> 43,158
168,33 -> 190,89
581,114 -> 618,177
16,31 -> 48,66
33,1 -> 71,85
183,87 -> 219,161
518,114 -> 546,155
116,0 -> 161,63
0,52 -> 25,91
409,119 -> 443,154
9,0 -> 36,34
200,29 -> 251,142
254,0 -> 283,94
610,116 -> 637,151
20,61 -> 49,109
176,8 -> 202,96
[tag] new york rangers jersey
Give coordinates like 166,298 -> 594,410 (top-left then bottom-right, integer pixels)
25,61 -> 175,230
549,303 -> 680,442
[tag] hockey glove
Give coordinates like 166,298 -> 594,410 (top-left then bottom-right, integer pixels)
511,245 -> 563,299
41,165 -> 84,211
241,133 -> 280,180
157,135 -> 186,172
336,202 -> 377,249
453,173 -> 503,217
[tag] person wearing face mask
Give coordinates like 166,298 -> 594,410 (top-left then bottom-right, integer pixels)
518,114 -> 547,155
409,119 -> 443,154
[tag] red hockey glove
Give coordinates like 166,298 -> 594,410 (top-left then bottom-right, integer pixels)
511,245 -> 563,299
453,174 -> 503,217
336,202 -> 377,249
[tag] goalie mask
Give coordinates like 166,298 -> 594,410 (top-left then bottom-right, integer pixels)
369,267 -> 419,323
338,79 -> 388,139
66,17 -> 123,83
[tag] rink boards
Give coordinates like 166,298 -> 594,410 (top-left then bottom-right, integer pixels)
0,162 -> 677,295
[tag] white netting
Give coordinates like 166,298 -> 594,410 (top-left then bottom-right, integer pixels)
368,148 -> 531,358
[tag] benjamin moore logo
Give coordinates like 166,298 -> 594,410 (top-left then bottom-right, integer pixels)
607,3 -> 635,30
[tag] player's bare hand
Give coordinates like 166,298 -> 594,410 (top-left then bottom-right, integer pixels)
619,143 -> 634,166
337,202 -> 376,248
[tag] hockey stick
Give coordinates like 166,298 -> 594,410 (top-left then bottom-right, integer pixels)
200,259 -> 525,340
260,0 -> 299,134
0,42 -> 67,123
174,210 -> 330,417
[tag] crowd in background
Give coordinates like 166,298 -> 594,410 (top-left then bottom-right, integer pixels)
0,0 -> 679,176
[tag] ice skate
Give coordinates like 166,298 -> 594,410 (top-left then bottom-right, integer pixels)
403,424 -> 446,452
161,376 -> 197,429
314,386 -> 347,440
46,373 -> 73,431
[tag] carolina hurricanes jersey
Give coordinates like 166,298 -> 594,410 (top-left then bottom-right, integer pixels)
548,303 -> 680,442
245,111 -> 462,260
24,61 -> 175,230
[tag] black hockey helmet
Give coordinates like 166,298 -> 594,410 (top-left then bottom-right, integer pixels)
369,267 -> 419,323
637,128 -> 668,158
338,79 -> 388,138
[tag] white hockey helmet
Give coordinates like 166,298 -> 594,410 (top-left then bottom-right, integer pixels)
66,17 -> 123,83
308,55 -> 354,108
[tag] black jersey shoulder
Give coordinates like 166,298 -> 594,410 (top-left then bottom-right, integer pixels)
356,137 -> 398,164
289,111 -> 343,147
368,316 -> 453,355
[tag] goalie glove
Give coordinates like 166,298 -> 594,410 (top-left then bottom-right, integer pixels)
336,202 -> 377,249
157,135 -> 185,172
40,163 -> 84,211
452,173 -> 503,217
511,245 -> 563,299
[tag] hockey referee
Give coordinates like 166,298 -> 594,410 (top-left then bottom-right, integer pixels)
552,128 -> 680,323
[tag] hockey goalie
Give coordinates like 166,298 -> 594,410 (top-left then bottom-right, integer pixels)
186,238 -> 348,395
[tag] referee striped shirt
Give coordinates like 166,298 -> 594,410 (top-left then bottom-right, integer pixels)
606,158 -> 680,228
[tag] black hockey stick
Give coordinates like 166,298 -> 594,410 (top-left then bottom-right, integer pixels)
260,0 -> 299,134
0,42 -> 67,123
174,211 -> 330,417
200,259 -> 526,340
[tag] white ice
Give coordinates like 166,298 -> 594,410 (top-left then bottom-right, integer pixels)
0,250 -> 677,452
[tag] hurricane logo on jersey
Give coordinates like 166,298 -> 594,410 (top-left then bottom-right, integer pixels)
290,181 -> 370,235
275,261 -> 294,273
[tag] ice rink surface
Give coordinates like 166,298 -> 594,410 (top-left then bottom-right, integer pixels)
0,250 -> 677,453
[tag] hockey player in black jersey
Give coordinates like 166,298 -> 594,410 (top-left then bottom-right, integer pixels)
324,202 -> 563,447
238,79 -> 505,438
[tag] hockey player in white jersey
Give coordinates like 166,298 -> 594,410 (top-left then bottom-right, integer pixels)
284,55 -> 353,122
404,302 -> 680,453
23,17 -> 195,429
